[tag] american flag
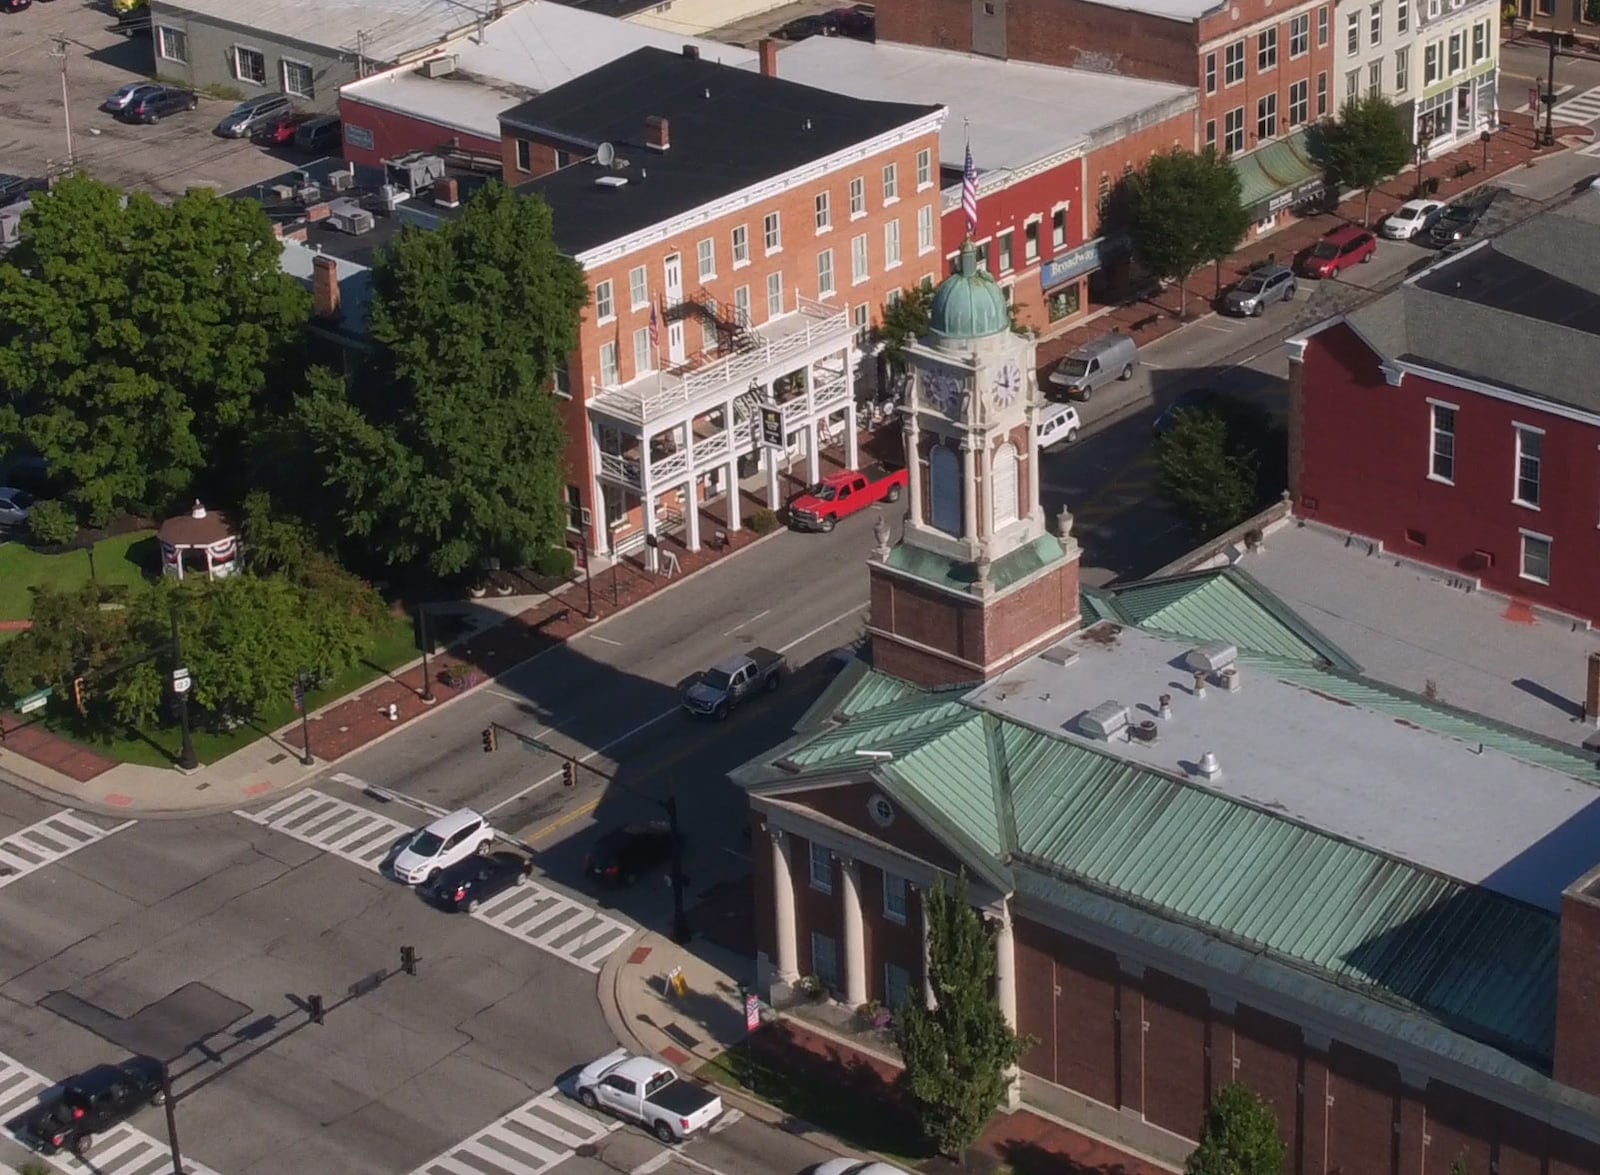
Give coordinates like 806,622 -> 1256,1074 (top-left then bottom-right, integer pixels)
962,142 -> 979,238
649,301 -> 660,353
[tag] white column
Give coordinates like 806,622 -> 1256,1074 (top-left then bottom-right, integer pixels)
961,437 -> 978,541
765,440 -> 781,508
641,437 -> 660,575
684,424 -> 701,553
722,398 -> 743,533
805,422 -> 822,485
771,831 -> 798,982
1026,424 -> 1041,520
842,857 -> 868,1007
905,414 -> 922,525
994,901 -> 1022,1109
980,439 -> 993,541
845,400 -> 860,470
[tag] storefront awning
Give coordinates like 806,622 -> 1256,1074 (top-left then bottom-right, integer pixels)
1232,130 -> 1327,219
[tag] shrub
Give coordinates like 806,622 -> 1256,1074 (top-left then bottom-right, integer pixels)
533,546 -> 576,578
26,499 -> 78,546
750,508 -> 780,535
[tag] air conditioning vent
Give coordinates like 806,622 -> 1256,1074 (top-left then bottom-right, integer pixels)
594,175 -> 629,189
1077,701 -> 1130,741
1184,640 -> 1238,675
1128,720 -> 1159,743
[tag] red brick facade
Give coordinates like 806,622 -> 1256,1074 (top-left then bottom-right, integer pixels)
1557,871 -> 1600,1097
337,95 -> 502,169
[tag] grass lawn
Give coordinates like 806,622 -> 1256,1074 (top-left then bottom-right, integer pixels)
0,532 -> 159,621
55,612 -> 421,769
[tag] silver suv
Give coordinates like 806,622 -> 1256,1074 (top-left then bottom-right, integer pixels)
1222,265 -> 1296,316
215,93 -> 293,138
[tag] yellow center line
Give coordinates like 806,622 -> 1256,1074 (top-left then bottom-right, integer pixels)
524,797 -> 601,843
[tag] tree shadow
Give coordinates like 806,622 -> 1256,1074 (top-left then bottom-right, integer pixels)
992,1140 -> 1144,1175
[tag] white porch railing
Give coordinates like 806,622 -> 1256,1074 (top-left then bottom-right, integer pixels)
598,452 -> 640,485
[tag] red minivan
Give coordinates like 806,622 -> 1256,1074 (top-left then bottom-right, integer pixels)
1299,225 -> 1377,278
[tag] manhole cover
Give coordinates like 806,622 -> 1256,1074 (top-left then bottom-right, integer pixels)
574,1144 -> 599,1158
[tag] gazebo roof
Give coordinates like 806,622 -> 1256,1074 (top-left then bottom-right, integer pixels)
158,501 -> 235,547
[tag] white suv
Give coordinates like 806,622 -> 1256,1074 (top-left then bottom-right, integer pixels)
391,808 -> 496,884
1036,403 -> 1081,449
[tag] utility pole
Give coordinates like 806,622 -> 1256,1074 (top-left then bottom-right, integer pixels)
50,34 -> 74,171
161,1067 -> 184,1175
1542,36 -> 1559,148
170,605 -> 198,772
355,29 -> 368,78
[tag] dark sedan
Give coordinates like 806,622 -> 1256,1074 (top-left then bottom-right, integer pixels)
422,851 -> 532,912
120,86 -> 197,123
22,1056 -> 166,1157
584,822 -> 682,886
1427,202 -> 1484,247
1,0 -> 32,14
774,12 -> 835,38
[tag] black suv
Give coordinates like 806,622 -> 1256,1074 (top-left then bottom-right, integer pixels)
584,822 -> 682,886
23,1056 -> 167,1157
122,86 -> 198,124
423,851 -> 532,912
1427,202 -> 1484,248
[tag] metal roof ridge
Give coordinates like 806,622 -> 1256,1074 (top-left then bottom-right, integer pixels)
1215,563 -> 1364,672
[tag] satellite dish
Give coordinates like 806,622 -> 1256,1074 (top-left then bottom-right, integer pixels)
596,142 -> 616,167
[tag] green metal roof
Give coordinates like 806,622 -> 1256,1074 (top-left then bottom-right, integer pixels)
887,714 -> 1006,859
1230,129 -> 1321,212
885,533 -> 1069,594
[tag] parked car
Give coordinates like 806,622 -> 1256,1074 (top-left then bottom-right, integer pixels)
1,0 -> 32,13
814,1162 -> 913,1175
0,487 -> 34,527
250,111 -> 312,146
293,114 -> 343,153
390,808 -> 496,884
788,463 -> 906,532
100,82 -> 159,113
214,93 -> 292,138
1380,198 -> 1445,240
20,1056 -> 166,1157
1221,264 -> 1296,316
827,4 -> 875,35
1428,202 -> 1485,247
421,851 -> 531,912
584,822 -> 681,886
0,173 -> 39,207
121,86 -> 197,123
683,647 -> 786,718
773,12 -> 834,38
1298,225 -> 1376,278
1046,332 -> 1138,402
1152,386 -> 1220,435
575,1049 -> 723,1143
1036,402 -> 1081,448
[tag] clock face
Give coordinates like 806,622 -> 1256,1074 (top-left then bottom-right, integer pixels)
992,362 -> 1023,408
924,371 -> 965,417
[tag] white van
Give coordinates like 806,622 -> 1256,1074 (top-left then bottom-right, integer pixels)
1036,403 -> 1081,448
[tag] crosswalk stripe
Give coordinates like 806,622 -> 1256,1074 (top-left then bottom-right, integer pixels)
0,812 -> 131,890
409,1087 -> 619,1175
1554,84 -> 1600,124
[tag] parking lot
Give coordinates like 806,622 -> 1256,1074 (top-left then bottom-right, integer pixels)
0,1 -> 289,197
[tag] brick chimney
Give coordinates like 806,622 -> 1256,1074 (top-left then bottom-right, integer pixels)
645,116 -> 670,151
311,253 -> 340,319
433,177 -> 460,207
1555,863 -> 1600,1096
759,38 -> 779,78
682,43 -> 700,59
1585,651 -> 1600,722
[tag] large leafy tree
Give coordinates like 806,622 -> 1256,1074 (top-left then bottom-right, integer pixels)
894,874 -> 1030,1160
1122,149 -> 1251,319
1186,1083 -> 1285,1175
1154,407 -> 1260,537
299,182 -> 589,578
0,177 -> 310,524
873,283 -> 935,371
1323,95 -> 1413,226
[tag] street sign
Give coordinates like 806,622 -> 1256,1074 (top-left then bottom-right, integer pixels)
16,688 -> 50,715
759,405 -> 784,448
745,993 -> 760,1032
172,667 -> 192,694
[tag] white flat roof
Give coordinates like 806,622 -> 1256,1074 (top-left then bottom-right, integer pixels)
342,3 -> 757,141
967,624 -> 1600,911
154,0 -> 521,64
763,38 -> 1194,174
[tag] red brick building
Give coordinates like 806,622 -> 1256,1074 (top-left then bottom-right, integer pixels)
1287,198 -> 1600,627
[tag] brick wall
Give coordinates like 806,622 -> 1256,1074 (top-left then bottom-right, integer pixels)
1084,104 -> 1199,239
1231,1005 -> 1302,1162
1142,970 -> 1209,1140
1326,1043 -> 1400,1175
860,866 -> 924,1004
1556,874 -> 1600,1095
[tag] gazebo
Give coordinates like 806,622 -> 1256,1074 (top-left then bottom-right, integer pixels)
158,501 -> 240,581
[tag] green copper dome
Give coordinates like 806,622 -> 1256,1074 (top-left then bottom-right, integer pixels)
928,239 -> 1010,341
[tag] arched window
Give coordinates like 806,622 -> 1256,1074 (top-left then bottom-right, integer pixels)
991,443 -> 1019,531
929,444 -> 962,536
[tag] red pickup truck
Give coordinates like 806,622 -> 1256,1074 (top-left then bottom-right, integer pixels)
788,463 -> 907,532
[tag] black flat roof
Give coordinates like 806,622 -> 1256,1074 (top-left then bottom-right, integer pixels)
499,46 -> 941,256
1413,246 -> 1600,337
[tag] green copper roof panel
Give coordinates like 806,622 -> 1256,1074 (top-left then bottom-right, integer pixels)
887,713 -> 1006,858
993,722 -> 1557,1060
781,689 -> 970,770
836,670 -> 925,718
884,534 -> 1067,593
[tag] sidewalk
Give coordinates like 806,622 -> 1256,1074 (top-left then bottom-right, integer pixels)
1034,108 -> 1587,374
600,929 -> 1182,1175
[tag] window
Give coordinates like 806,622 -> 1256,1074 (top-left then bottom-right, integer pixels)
1289,12 -> 1310,56
514,139 -> 532,172
815,191 -> 831,231
852,233 -> 870,283
849,176 -> 866,217
699,318 -> 717,353
1515,426 -> 1543,507
1369,59 -> 1383,96
766,271 -> 784,317
1224,40 -> 1245,84
1318,3 -> 1329,43
564,485 -> 583,530
1520,532 -> 1552,583
156,25 -> 188,62
1429,402 -> 1456,482
1317,71 -> 1328,115
991,443 -> 1019,529
1472,20 -> 1489,62
918,204 -> 936,253
1257,93 -> 1278,140
628,266 -> 648,310
598,341 -> 619,386
732,224 -> 750,267
763,212 -> 782,254
696,237 -> 716,281
1395,47 -> 1409,91
594,280 -> 615,322
1097,172 -> 1111,214
810,931 -> 839,987
632,327 -> 653,376
853,302 -> 870,346
1398,0 -> 1409,30
1258,28 -> 1277,70
817,248 -> 835,297
1448,32 -> 1463,73
1051,206 -> 1067,248
916,147 -> 933,188
1289,79 -> 1309,125
882,163 -> 899,203
883,873 -> 908,923
1224,106 -> 1246,154
1346,69 -> 1361,104
1346,10 -> 1360,53
929,445 -> 962,535
996,229 -> 1013,273
1369,1 -> 1382,44
282,58 -> 314,99
884,220 -> 902,268
1425,43 -> 1441,85
808,842 -> 832,893
232,45 -> 267,85
733,284 -> 751,324
1204,52 -> 1217,93
1024,218 -> 1040,262
1205,119 -> 1217,150
885,963 -> 912,1012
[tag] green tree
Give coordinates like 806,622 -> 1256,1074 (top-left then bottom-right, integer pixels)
1122,149 -> 1251,320
26,499 -> 78,547
1323,95 -> 1413,226
0,177 -> 310,525
1154,408 -> 1259,537
0,583 -> 125,711
299,182 -> 588,578
873,283 -> 934,371
1185,1083 -> 1285,1175
894,874 -> 1031,1160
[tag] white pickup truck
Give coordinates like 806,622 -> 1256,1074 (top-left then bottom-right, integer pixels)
574,1049 -> 723,1143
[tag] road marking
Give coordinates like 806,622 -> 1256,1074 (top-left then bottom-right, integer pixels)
525,798 -> 601,843
484,687 -> 525,703
0,1048 -> 221,1175
330,773 -> 450,818
411,1085 -> 619,1175
777,603 -> 868,655
630,1152 -> 677,1175
0,811 -> 133,889
1552,83 -> 1600,123
706,1108 -> 743,1134
722,608 -> 770,637
589,635 -> 625,647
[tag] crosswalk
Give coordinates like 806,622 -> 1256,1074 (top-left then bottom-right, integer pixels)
410,1085 -> 618,1175
0,1050 -> 217,1175
0,811 -> 133,889
236,789 -> 634,973
1554,84 -> 1600,125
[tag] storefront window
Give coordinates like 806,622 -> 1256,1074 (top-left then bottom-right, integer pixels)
1047,283 -> 1081,322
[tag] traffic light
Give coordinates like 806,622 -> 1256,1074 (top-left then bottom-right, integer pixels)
307,994 -> 324,1025
72,676 -> 86,716
400,945 -> 417,976
481,727 -> 497,753
562,760 -> 577,787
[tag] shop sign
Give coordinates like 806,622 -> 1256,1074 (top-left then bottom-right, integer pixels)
1039,233 -> 1131,289
345,125 -> 375,151
759,405 -> 785,448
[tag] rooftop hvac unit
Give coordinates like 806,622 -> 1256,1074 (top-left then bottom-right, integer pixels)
385,152 -> 445,196
328,170 -> 354,192
376,184 -> 409,212
1184,640 -> 1238,675
594,175 -> 628,189
1077,701 -> 1130,742
270,183 -> 297,202
294,181 -> 323,205
327,199 -> 375,235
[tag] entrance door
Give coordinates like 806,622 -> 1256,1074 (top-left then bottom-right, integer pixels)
663,254 -> 683,308
667,320 -> 686,365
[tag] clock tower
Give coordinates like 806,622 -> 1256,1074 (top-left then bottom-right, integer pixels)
866,240 -> 1082,689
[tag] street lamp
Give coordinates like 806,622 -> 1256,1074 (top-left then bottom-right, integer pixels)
665,795 -> 691,945
160,1066 -> 184,1175
295,668 -> 314,766
1480,128 -> 1492,170
169,605 -> 198,772
579,526 -> 597,621
1541,38 -> 1560,148
417,607 -> 436,704
1415,119 -> 1436,194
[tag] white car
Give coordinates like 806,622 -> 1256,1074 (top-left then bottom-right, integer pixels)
575,1049 -> 723,1142
1380,198 -> 1444,240
0,487 -> 34,528
1036,403 -> 1081,448
390,808 -> 495,884
813,1161 -> 912,1175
